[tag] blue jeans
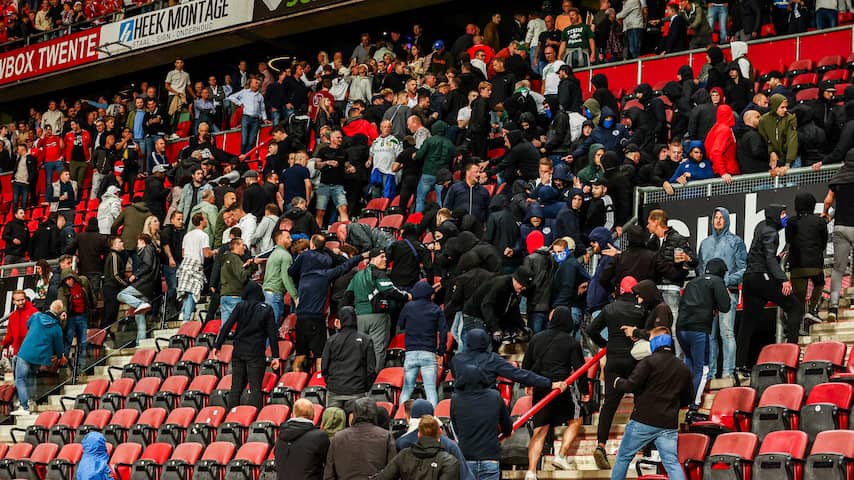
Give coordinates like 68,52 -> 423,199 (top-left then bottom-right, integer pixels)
450,311 -> 464,351
182,295 -> 196,323
626,28 -> 643,59
415,174 -> 437,213
163,265 -> 177,309
399,350 -> 439,406
660,288 -> 682,357
459,315 -> 488,352
117,285 -> 149,343
65,314 -> 88,370
264,291 -> 284,324
677,330 -> 709,408
709,291 -> 738,379
241,116 -> 261,154
708,4 -> 728,41
270,110 -> 282,126
611,421 -> 684,480
220,296 -> 241,325
12,181 -> 28,210
466,460 -> 500,480
564,49 -> 589,68
528,312 -> 548,334
44,160 -> 63,195
14,357 -> 35,411
816,8 -> 838,29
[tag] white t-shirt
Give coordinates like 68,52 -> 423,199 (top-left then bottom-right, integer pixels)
182,228 -> 210,263
166,69 -> 190,95
542,60 -> 566,96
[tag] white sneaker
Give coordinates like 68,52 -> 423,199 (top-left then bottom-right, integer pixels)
168,133 -> 180,140
552,454 -> 574,470
10,408 -> 29,416
525,471 -> 538,480
134,303 -> 152,315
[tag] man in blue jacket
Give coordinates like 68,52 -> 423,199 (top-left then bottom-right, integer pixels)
398,281 -> 447,407
12,300 -> 67,415
698,207 -> 747,380
443,162 -> 491,223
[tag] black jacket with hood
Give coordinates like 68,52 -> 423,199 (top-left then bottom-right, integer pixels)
451,329 -> 551,389
213,281 -> 279,359
687,88 -> 717,141
377,436 -> 459,480
133,243 -> 161,300
791,104 -> 826,166
66,218 -> 108,274
601,151 -> 633,226
587,293 -> 646,358
785,192 -> 828,270
746,204 -> 787,282
450,363 -> 512,461
274,418 -> 330,480
321,306 -> 377,395
484,194 -> 521,266
2,217 -> 28,258
600,224 -> 658,289
823,101 -> 854,165
495,130 -> 541,184
522,306 -> 588,397
735,122 -> 769,174
398,281 -> 447,355
592,74 -> 619,114
632,279 -> 674,340
677,258 -> 732,334
284,207 -> 321,237
521,248 -> 557,313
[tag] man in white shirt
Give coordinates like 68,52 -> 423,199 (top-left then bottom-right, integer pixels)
165,58 -> 192,133
540,45 -> 566,109
177,212 -> 213,322
227,77 -> 268,154
42,100 -> 63,134
368,120 -> 403,199
228,204 -> 257,251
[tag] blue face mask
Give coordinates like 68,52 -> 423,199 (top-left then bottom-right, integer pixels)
602,118 -> 615,129
650,334 -> 673,352
780,215 -> 788,228
584,108 -> 593,119
553,250 -> 569,264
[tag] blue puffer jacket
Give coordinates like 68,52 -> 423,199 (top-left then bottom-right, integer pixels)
17,311 -> 65,367
698,206 -> 748,289
586,226 -> 615,312
669,141 -> 715,183
77,432 -> 114,480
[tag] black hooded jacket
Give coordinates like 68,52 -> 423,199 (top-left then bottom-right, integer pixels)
495,131 -> 541,183
521,248 -> 557,312
587,293 -> 646,358
632,279 -> 674,339
2,217 -> 28,258
284,208 -> 321,237
450,363 -> 512,461
746,204 -> 788,282
213,281 -> 280,359
274,418 -> 330,480
677,258 -> 731,334
600,224 -> 658,289
66,218 -> 108,274
687,89 -> 717,141
791,104 -> 826,166
451,329 -> 551,389
484,194 -> 520,262
558,75 -> 583,112
377,437 -> 459,480
321,307 -> 377,395
522,306 -> 588,397
601,151 -> 633,226
785,193 -> 828,270
736,123 -> 769,173
592,74 -> 619,114
823,101 -> 854,165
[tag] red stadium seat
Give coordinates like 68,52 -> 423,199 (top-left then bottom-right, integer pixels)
201,344 -> 232,378
103,409 -> 140,447
111,349 -> 157,382
797,341 -> 846,396
155,407 -> 197,447
11,411 -> 61,445
174,346 -> 209,379
0,443 -> 34,480
789,72 -> 818,91
127,407 -> 168,447
101,378 -> 137,413
800,382 -> 853,443
831,346 -> 854,386
14,442 -> 59,480
148,348 -> 183,380
61,378 -> 109,414
371,367 -> 404,404
357,216 -> 378,228
216,406 -> 258,445
197,320 -> 222,350
386,333 -> 406,368
689,387 -> 756,438
379,214 -> 404,234
110,442 -> 143,480
818,55 -> 844,73
362,198 -> 390,218
247,405 -> 290,444
157,321 -> 202,351
180,375 -> 219,411
76,409 -> 113,439
161,442 -> 203,480
751,383 -> 804,442
787,58 -> 815,77
186,406 -> 228,446
126,377 -> 163,412
703,432 -> 758,480
753,430 -> 808,480
751,343 -> 800,398
194,442 -> 236,480
805,430 -> 854,480
46,442 -> 83,480
637,433 -> 709,480
270,372 -> 309,406
225,442 -> 269,480
302,372 -> 328,405
151,376 -> 190,413
823,68 -> 850,83
210,375 -> 234,409
796,87 -> 819,102
312,404 -> 325,425
387,195 -> 413,215
129,443 -> 172,480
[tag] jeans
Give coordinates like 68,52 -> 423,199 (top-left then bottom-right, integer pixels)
528,312 -> 548,334
12,181 -> 28,211
65,314 -> 88,370
14,357 -> 35,411
220,296 -> 241,325
611,421 -> 684,480
182,295 -> 197,323
460,314 -> 488,352
626,28 -> 643,59
830,225 -> 854,308
563,48 -> 589,68
415,174 -> 437,213
270,110 -> 282,127
90,172 -> 105,200
400,350 -> 439,406
466,460 -> 500,480
708,4 -> 728,41
709,291 -> 738,379
326,392 -> 368,409
816,8 -> 838,29
241,116 -> 261,154
229,355 -> 266,410
44,160 -> 63,196
117,285 -> 149,343
659,287 -> 682,357
677,330 -> 709,408
264,291 -> 284,324
450,311 -> 464,351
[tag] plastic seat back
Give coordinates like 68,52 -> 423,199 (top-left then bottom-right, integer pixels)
148,348 -> 183,380
174,346 -> 209,378
805,430 -> 854,480
751,343 -> 800,398
703,432 -> 759,480
247,405 -> 290,444
45,442 -> 83,480
180,375 -> 218,411
127,407 -> 168,447
103,409 -> 140,447
193,442 -> 235,480
168,321 -> 202,350
77,409 -> 113,438
797,341 -> 846,396
370,367 -> 404,404
186,406 -> 228,447
752,384 -> 804,441
130,442 -> 172,480
14,411 -> 61,446
127,377 -> 163,412
270,372 -> 308,406
160,442 -> 203,480
121,349 -> 157,381
101,378 -> 136,413
152,376 -> 190,412
224,442 -> 268,480
753,430 -> 808,480
216,406 -> 258,445
800,382 -> 853,444
47,409 -> 85,447
155,407 -> 197,446
110,442 -> 143,480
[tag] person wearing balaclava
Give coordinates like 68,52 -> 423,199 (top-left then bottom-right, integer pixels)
77,432 -> 116,480
737,205 -> 805,371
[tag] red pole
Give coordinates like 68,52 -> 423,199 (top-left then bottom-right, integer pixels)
502,348 -> 607,439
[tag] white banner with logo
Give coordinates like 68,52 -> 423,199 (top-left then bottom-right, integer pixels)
98,0 -> 252,56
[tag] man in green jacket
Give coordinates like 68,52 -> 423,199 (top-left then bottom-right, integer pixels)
758,93 -> 799,175
262,230 -> 298,324
346,248 -> 411,367
414,121 -> 456,213
219,238 -> 262,325
190,189 -> 220,246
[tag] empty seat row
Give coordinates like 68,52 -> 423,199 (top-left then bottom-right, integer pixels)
751,341 -> 854,399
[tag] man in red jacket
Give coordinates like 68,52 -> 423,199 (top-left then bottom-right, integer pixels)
64,120 -> 92,201
705,104 -> 740,184
3,290 -> 36,356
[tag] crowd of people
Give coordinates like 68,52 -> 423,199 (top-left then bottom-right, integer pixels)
0,3 -> 853,480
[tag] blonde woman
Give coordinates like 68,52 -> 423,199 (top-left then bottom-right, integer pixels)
142,216 -> 162,252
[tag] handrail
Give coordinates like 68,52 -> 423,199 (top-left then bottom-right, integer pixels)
501,348 -> 607,439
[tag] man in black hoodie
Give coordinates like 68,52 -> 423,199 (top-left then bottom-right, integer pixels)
29,214 -> 61,261
786,193 -> 829,323
737,205 -> 804,370
687,88 -> 716,142
65,218 -> 108,294
324,398 -> 396,479
275,398 -> 330,480
818,99 -> 854,168
484,194 -> 521,272
736,109 -> 769,173
2,208 -> 29,265
377,415 -> 459,480
321,306 -> 377,408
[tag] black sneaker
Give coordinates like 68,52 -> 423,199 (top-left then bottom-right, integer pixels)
593,446 -> 610,469
828,308 -> 838,322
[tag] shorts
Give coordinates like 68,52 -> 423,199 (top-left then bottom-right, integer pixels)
295,315 -> 327,357
316,183 -> 348,211
531,384 -> 581,428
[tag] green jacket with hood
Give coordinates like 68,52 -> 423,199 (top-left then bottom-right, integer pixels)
577,143 -> 606,184
57,269 -> 95,317
415,121 -> 456,176
758,94 -> 798,165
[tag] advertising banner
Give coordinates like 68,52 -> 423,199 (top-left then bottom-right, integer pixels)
252,0 -> 345,21
98,0 -> 252,55
0,29 -> 100,86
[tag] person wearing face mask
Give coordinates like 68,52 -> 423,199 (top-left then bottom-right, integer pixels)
521,232 -> 558,334
550,238 -> 590,338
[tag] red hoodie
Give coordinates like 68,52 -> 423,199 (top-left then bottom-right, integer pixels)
3,300 -> 36,353
704,104 -> 740,176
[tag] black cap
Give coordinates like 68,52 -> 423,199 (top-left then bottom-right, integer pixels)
766,70 -> 784,80
512,266 -> 534,289
819,80 -> 837,92
625,143 -> 640,153
591,178 -> 608,187
369,247 -> 385,259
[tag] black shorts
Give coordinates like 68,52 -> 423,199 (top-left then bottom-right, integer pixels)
295,316 -> 327,357
531,385 -> 581,428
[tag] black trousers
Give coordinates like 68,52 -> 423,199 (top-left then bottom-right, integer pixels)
228,354 -> 266,411
102,285 -> 120,330
736,272 -> 804,369
597,356 -> 636,445
470,131 -> 488,159
398,174 -> 419,214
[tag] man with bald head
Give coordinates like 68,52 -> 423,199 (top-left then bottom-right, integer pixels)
274,398 -> 330,479
736,109 -> 770,174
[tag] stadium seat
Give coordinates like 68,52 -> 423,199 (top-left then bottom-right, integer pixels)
128,443 -> 172,480
173,346 -> 209,379
0,443 -> 33,480
804,430 -> 854,480
155,407 -> 197,446
818,55 -> 844,73
186,406 -> 228,446
440,371 -> 455,400
357,217 -> 379,229
148,348 -> 183,379
103,409 -> 140,447
703,432 -> 759,480
636,432 -> 709,480
797,341 -> 846,396
312,404 -> 325,425
362,198 -> 390,218
109,442 -> 143,480
379,214 -> 404,234
800,382 -> 853,443
689,387 -> 757,439
210,375 -> 234,409
386,333 -> 406,368
787,59 -> 815,77
302,372 -> 327,405
371,367 -> 404,404
14,442 -> 59,480
126,377 -> 163,412
247,405 -> 290,444
110,349 -> 157,382
101,378 -> 136,413
386,195 -> 413,215
224,442 -> 269,480
259,450 -> 276,480
197,320 -> 222,350
790,73 -> 818,91
200,344 -> 232,378
823,69 -> 850,83
160,442 -> 203,480
60,378 -> 108,413
156,321 -> 202,351
45,442 -> 83,480
193,442 -> 235,480
216,406 -> 258,445
11,411 -> 61,445
76,409 -> 113,439
265,341 -> 293,374
270,372 -> 309,406
796,87 -> 819,102
180,375 -> 219,411
47,410 -> 86,450
127,407 -> 167,447
751,384 -> 804,442
152,376 -> 190,412
752,430 -> 808,480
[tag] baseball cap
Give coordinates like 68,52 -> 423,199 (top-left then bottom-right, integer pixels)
242,170 -> 259,179
152,165 -> 168,174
